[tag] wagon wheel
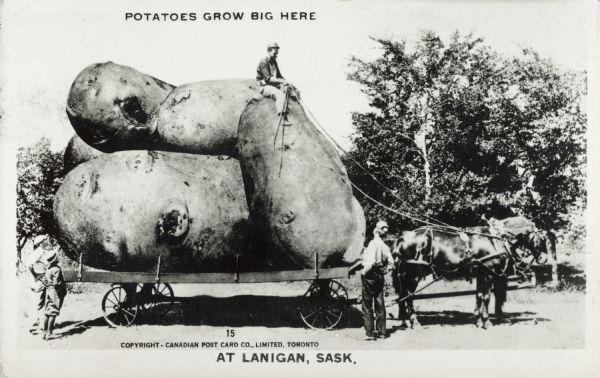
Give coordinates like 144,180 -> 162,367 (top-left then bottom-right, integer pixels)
139,283 -> 174,314
102,285 -> 139,327
299,280 -> 348,330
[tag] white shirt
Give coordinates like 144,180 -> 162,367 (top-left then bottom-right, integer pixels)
361,234 -> 395,275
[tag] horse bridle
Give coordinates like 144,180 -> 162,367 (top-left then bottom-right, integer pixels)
419,227 -> 538,278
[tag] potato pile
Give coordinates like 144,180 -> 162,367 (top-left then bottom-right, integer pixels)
55,62 -> 365,273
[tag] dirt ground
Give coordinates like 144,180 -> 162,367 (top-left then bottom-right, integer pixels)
16,270 -> 585,350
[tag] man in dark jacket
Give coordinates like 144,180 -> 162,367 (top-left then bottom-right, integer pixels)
256,42 -> 295,125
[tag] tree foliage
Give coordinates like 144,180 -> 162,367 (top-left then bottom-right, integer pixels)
346,31 -> 586,233
16,138 -> 65,261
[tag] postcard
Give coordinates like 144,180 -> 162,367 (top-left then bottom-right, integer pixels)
1,0 -> 598,376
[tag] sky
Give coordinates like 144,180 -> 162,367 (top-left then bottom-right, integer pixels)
0,0 -> 593,152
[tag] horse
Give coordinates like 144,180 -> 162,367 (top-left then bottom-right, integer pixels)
391,221 -> 547,329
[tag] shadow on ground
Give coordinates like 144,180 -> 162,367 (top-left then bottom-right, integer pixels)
386,310 -> 548,334
158,294 -> 365,328
55,298 -> 549,340
54,318 -> 107,338
57,294 -> 365,336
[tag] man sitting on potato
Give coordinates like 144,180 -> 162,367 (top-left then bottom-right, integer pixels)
256,42 -> 296,126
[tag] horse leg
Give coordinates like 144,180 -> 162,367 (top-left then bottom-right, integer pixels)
478,275 -> 493,329
475,276 -> 484,328
392,267 -> 408,325
474,270 -> 483,321
474,290 -> 482,319
398,288 -> 410,328
407,299 -> 419,329
471,265 -> 481,318
406,273 -> 421,329
493,275 -> 508,323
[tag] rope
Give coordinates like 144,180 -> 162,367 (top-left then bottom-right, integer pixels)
351,184 -> 511,240
292,89 -> 453,229
350,182 -> 449,228
292,90 -> 451,230
288,88 -> 536,265
274,87 -> 291,177
417,224 -> 517,242
276,86 -> 348,180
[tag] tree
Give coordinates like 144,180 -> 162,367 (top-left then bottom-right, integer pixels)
346,31 -> 586,234
16,138 -> 65,262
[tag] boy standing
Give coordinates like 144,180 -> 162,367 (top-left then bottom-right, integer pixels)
28,259 -> 47,334
42,250 -> 67,340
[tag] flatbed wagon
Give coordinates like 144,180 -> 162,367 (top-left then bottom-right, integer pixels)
63,254 -> 356,330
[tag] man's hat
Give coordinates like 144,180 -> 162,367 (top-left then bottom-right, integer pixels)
267,42 -> 280,50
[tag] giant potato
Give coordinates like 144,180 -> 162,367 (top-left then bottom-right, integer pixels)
237,98 -> 365,268
63,62 -> 367,270
154,80 -> 261,157
66,62 -> 175,152
53,151 -> 268,273
344,197 -> 367,264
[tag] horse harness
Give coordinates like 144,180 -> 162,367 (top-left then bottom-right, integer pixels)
402,226 -> 532,279
394,226 -> 538,305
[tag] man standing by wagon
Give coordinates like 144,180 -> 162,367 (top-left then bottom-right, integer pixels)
256,42 -> 296,126
361,220 -> 394,340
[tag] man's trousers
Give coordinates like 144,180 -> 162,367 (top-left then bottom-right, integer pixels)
361,271 -> 386,336
259,85 -> 288,114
